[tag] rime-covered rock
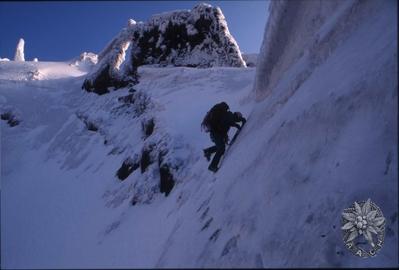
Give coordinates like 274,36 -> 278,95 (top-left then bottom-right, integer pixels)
82,21 -> 138,94
70,52 -> 98,72
14,38 -> 25,62
74,52 -> 98,65
83,3 -> 246,94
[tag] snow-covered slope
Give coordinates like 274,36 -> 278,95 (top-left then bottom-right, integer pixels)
1,0 -> 397,268
83,3 -> 246,94
1,60 -> 255,268
0,61 -> 86,81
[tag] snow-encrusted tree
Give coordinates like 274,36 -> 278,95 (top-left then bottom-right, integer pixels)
14,38 -> 25,62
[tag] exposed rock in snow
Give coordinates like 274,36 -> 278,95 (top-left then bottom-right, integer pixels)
0,107 -> 21,127
242,53 -> 258,67
14,38 -> 25,62
82,21 -> 138,95
116,157 -> 140,181
83,3 -> 246,94
28,69 -> 42,80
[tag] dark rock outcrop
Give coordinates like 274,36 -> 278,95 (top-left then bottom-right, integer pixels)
82,3 -> 246,94
76,113 -> 99,132
140,146 -> 154,173
142,118 -> 155,138
159,165 -> 175,196
116,157 -> 140,180
1,111 -> 20,127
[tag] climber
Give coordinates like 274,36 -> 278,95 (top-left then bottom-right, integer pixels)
201,102 -> 246,172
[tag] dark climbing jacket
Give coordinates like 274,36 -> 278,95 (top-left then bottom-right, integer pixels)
217,111 -> 243,135
201,102 -> 245,137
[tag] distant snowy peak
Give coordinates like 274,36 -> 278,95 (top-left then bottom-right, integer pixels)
83,3 -> 246,94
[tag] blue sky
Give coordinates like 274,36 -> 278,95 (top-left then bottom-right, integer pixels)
0,1 -> 269,61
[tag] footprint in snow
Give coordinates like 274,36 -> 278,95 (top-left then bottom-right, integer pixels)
201,217 -> 213,231
221,235 -> 239,257
209,228 -> 221,242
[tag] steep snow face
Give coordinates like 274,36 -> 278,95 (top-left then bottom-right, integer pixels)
14,38 -> 25,62
168,0 -> 396,267
83,3 -> 246,94
254,0 -> 357,99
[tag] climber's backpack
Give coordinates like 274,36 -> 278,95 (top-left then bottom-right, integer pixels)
201,103 -> 228,133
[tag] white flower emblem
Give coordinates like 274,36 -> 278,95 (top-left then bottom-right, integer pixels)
342,198 -> 385,248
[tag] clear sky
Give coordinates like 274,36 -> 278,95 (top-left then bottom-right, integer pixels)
0,1 -> 269,61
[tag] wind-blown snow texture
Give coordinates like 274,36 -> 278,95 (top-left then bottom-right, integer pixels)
82,3 -> 246,94
1,0 -> 398,268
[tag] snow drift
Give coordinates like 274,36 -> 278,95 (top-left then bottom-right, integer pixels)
82,3 -> 246,94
